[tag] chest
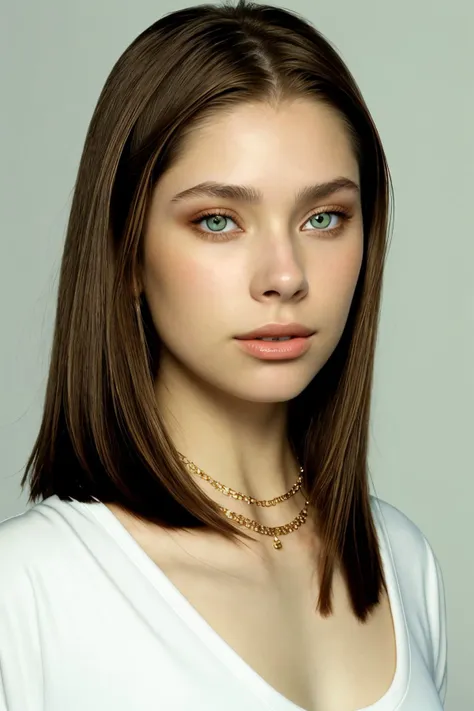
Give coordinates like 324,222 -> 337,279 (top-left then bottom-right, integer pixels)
135,531 -> 397,711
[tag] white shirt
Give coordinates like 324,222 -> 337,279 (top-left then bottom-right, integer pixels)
0,494 -> 447,710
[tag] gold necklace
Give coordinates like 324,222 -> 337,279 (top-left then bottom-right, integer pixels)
177,452 -> 310,550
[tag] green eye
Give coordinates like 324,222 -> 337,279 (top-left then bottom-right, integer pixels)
205,215 -> 229,231
310,212 -> 332,229
190,207 -> 350,241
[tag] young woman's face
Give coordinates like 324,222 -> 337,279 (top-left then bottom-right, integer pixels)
141,99 -> 363,403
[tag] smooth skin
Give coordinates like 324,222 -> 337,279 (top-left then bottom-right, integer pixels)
138,98 -> 364,539
107,100 -> 396,711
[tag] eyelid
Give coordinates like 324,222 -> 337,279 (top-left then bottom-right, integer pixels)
191,204 -> 353,230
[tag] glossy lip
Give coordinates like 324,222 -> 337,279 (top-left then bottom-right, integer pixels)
234,322 -> 315,340
235,334 -> 313,360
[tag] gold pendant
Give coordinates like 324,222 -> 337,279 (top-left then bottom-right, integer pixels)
273,536 -> 282,550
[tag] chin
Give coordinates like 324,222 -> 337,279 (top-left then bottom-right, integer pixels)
221,377 -> 315,405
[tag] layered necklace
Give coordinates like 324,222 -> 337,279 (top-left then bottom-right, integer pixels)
177,451 -> 311,550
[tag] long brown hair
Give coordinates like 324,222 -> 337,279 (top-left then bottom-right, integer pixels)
21,0 -> 393,621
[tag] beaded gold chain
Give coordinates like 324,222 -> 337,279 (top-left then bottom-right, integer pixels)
177,452 -> 310,550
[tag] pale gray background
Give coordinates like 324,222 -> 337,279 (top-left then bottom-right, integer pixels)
1,1 -> 473,708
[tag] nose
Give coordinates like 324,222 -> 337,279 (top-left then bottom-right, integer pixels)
250,245 -> 309,303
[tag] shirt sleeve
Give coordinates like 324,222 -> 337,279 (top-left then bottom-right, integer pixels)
0,527 -> 44,711
0,665 -> 7,711
424,536 -> 448,705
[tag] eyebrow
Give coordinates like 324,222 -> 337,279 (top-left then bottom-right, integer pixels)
170,177 -> 360,206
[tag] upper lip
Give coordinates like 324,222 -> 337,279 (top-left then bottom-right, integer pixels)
235,323 -> 316,339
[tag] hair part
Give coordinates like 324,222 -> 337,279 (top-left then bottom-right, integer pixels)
22,0 -> 393,621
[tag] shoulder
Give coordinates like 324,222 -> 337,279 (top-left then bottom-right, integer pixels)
370,494 -> 424,539
370,495 -> 429,555
0,503 -> 63,704
370,494 -> 444,592
0,497 -> 90,645
370,496 -> 439,576
0,499 -> 58,558
370,495 -> 448,701
0,505 -> 48,603
0,497 -> 77,595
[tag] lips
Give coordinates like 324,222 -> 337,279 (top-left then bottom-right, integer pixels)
235,323 -> 315,340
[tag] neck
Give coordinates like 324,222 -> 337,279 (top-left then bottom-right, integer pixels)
154,364 -> 305,527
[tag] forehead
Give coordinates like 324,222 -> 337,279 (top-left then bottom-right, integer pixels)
182,99 -> 354,160
158,99 -> 359,199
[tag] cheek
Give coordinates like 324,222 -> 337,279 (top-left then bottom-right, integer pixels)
338,241 -> 364,298
143,247 -> 239,348
144,242 -> 230,311
314,239 -> 363,317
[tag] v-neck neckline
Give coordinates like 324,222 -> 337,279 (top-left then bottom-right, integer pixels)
65,495 -> 411,711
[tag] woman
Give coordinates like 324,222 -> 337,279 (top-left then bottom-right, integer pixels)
0,1 -> 447,709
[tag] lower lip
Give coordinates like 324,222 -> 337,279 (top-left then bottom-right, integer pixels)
234,335 -> 313,360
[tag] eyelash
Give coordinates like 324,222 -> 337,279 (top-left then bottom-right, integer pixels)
189,207 -> 352,241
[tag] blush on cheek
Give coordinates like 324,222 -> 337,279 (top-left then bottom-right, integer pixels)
171,258 -> 200,284
327,239 -> 363,287
172,255 -> 227,290
156,254 -> 226,307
